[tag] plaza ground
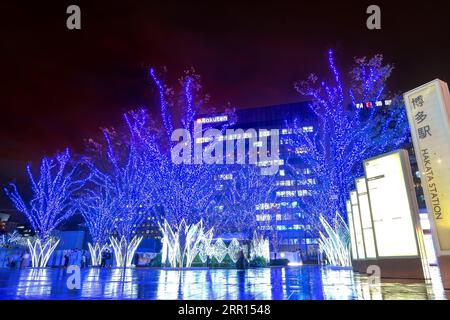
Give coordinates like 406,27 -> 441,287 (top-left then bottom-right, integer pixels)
0,265 -> 447,300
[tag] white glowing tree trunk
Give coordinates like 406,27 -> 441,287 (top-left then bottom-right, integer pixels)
250,231 -> 270,261
110,235 -> 143,267
88,242 -> 109,266
160,219 -> 213,268
27,238 -> 60,268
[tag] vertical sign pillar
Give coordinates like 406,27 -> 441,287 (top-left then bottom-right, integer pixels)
404,79 -> 450,288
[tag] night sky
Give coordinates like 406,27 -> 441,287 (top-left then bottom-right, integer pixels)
1,0 -> 450,207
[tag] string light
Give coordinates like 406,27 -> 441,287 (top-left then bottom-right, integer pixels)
289,50 -> 410,263
3,148 -> 88,267
77,186 -> 116,266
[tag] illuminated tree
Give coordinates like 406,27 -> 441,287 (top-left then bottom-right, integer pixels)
76,185 -> 115,266
215,163 -> 278,238
144,68 -> 235,228
3,149 -> 87,267
123,68 -> 236,267
288,50 -> 410,232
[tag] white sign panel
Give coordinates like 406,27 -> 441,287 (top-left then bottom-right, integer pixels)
404,79 -> 450,255
364,150 -> 419,258
350,191 -> 366,260
346,200 -> 359,260
356,177 -> 377,259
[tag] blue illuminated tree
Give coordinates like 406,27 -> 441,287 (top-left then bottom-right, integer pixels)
3,148 -> 87,267
141,68 -> 235,228
215,163 -> 278,239
288,50 -> 410,231
86,114 -> 156,267
126,68 -> 237,267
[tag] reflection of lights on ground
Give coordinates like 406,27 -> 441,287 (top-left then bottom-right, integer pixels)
0,266 -> 447,300
81,268 -> 103,298
321,267 -> 357,300
16,268 -> 52,298
428,266 -> 447,300
103,268 -> 138,299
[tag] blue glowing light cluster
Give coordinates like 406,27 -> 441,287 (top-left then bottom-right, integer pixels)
4,148 -> 88,240
288,50 -> 410,228
85,116 -> 155,242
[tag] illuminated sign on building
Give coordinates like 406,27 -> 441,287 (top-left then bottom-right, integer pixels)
196,115 -> 228,124
354,99 -> 392,109
404,79 -> 450,256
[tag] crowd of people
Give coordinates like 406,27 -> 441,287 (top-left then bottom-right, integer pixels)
62,248 -> 117,268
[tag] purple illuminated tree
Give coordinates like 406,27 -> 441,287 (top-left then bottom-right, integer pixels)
86,114 -> 156,267
288,50 -> 410,232
128,69 -> 234,228
127,68 -> 236,267
3,148 -> 87,267
215,163 -> 278,239
76,184 -> 116,266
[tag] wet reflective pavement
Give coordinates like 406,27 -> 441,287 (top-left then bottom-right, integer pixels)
0,265 -> 447,300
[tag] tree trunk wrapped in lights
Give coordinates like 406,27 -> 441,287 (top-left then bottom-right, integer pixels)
77,186 -> 116,266
87,242 -> 109,266
110,235 -> 143,267
250,231 -> 271,261
3,149 -> 87,267
27,237 -> 60,268
160,219 -> 213,268
85,112 -> 157,268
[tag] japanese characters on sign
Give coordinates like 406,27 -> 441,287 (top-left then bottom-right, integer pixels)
404,80 -> 450,255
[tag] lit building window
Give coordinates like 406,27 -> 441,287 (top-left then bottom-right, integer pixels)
295,146 -> 308,154
256,202 -> 279,210
257,159 -> 284,167
297,178 -> 316,185
218,173 -> 233,180
256,214 -> 271,222
297,189 -> 311,197
276,180 -> 295,187
253,141 -> 263,147
276,190 -> 296,198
